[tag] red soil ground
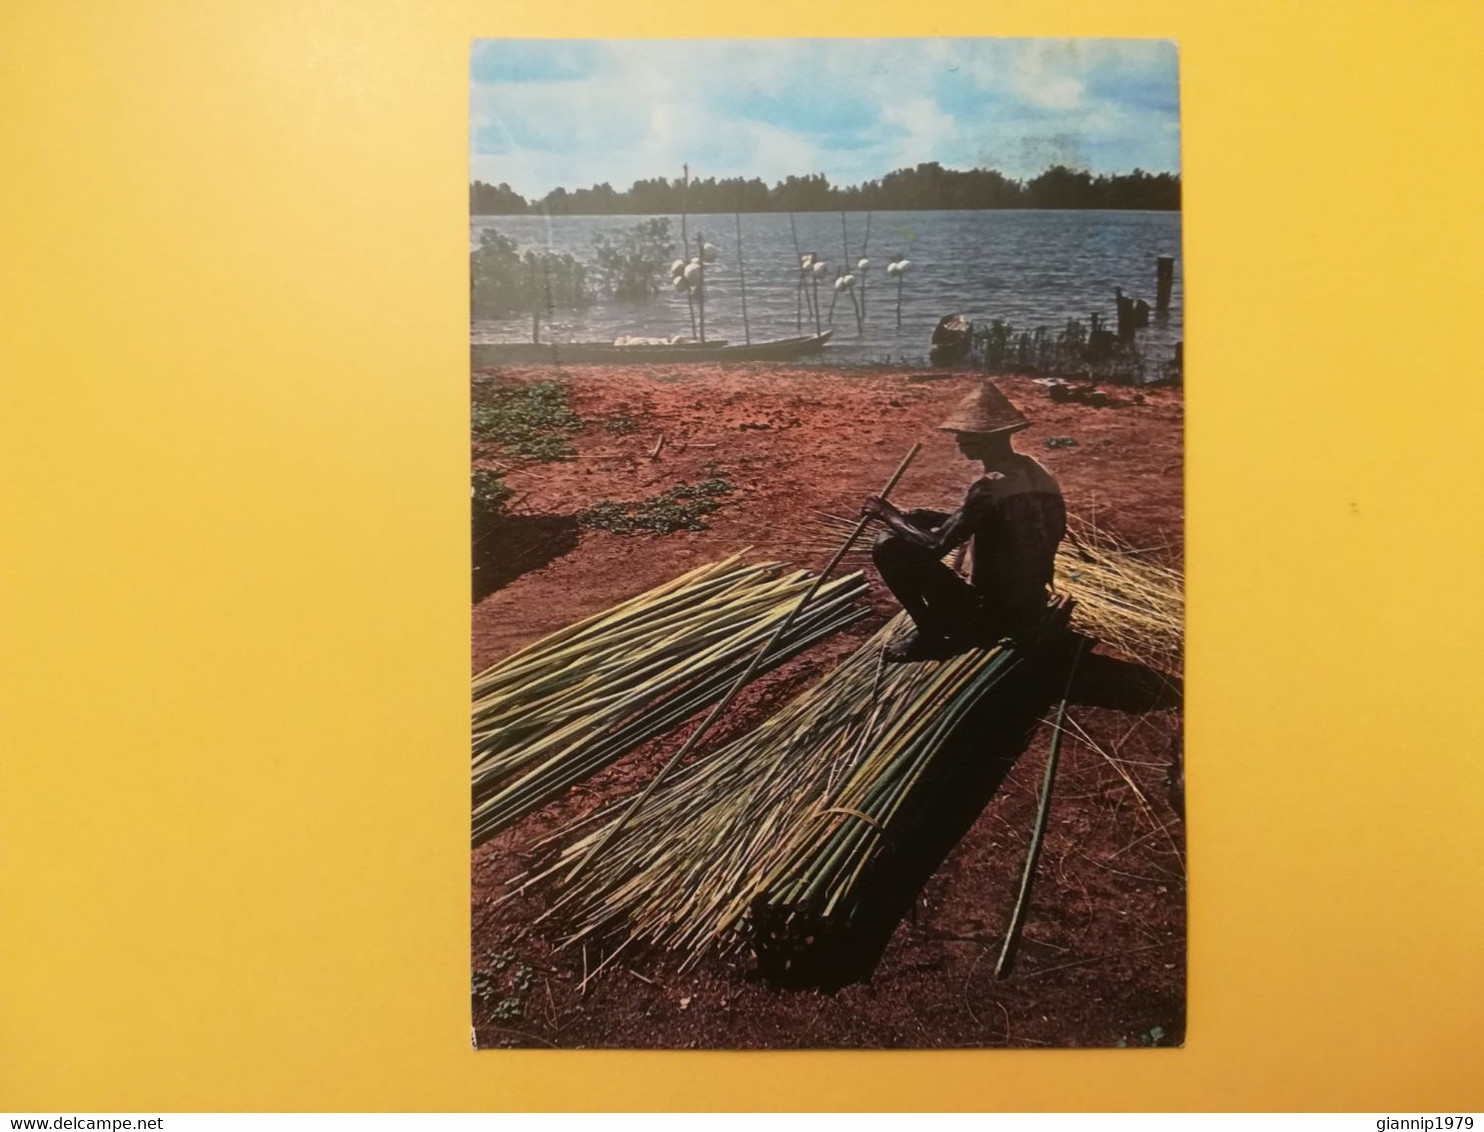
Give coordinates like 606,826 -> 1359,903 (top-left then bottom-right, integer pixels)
471,365 -> 1184,1050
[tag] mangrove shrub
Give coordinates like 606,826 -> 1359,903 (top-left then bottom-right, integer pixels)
591,218 -> 675,302
470,229 -> 590,318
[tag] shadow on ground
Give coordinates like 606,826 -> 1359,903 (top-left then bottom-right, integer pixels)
473,508 -> 581,603
752,632 -> 1181,992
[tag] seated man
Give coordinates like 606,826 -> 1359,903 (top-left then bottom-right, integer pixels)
862,382 -> 1066,662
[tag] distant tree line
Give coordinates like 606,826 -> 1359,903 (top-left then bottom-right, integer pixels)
471,163 -> 1180,216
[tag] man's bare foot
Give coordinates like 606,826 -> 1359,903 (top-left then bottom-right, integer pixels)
883,629 -> 972,664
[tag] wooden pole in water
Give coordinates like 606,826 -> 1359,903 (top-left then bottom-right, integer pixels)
839,214 -> 856,333
1114,287 -> 1135,342
678,166 -> 698,339
789,213 -> 804,332
529,259 -> 539,344
564,443 -> 923,884
696,229 -> 707,344
1156,255 -> 1175,316
679,163 -> 689,258
859,210 -> 872,319
735,211 -> 751,346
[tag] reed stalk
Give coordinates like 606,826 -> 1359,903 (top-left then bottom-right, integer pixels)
471,557 -> 870,847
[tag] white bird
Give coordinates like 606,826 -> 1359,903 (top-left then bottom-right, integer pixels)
896,259 -> 912,274
683,262 -> 702,284
834,273 -> 856,291
812,261 -> 829,278
701,243 -> 719,263
857,258 -> 870,272
670,259 -> 686,277
800,253 -> 816,270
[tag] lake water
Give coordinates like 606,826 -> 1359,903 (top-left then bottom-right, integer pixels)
470,210 -> 1183,367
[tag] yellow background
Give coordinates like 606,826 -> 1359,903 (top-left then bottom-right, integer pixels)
3,0 -> 1481,1112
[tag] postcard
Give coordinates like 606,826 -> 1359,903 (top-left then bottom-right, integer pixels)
469,37 -> 1184,1049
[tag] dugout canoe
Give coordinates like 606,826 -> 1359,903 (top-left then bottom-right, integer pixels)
471,330 -> 833,368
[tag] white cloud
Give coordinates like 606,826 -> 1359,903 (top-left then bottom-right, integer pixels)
882,97 -> 958,166
1007,41 -> 1086,109
471,38 -> 1179,197
741,121 -> 823,178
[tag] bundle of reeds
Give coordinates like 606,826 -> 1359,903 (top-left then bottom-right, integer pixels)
804,511 -> 1183,674
472,554 -> 870,846
1055,516 -> 1182,674
510,601 -> 1069,964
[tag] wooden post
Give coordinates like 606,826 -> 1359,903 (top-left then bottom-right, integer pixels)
696,229 -> 706,344
680,165 -> 697,339
1114,287 -> 1136,342
1156,255 -> 1175,316
680,163 -> 689,258
789,213 -> 803,332
529,259 -> 539,344
735,211 -> 751,345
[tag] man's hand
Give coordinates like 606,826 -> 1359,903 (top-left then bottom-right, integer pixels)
861,495 -> 898,522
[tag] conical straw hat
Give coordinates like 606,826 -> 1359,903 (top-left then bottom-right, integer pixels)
937,382 -> 1030,435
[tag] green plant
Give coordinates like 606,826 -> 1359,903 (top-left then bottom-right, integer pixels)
592,218 -> 674,302
471,970 -> 497,1002
472,380 -> 583,462
471,229 -> 590,318
472,469 -> 513,511
472,952 -> 536,1021
580,476 -> 735,536
1116,1025 -> 1168,1048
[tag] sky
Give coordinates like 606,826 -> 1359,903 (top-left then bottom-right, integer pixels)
470,38 -> 1180,199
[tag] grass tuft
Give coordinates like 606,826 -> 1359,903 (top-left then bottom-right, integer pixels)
472,380 -> 583,461
471,468 -> 514,511
581,476 -> 735,536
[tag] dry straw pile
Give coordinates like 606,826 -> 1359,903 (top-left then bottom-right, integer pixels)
506,602 -> 1070,966
472,554 -> 869,846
